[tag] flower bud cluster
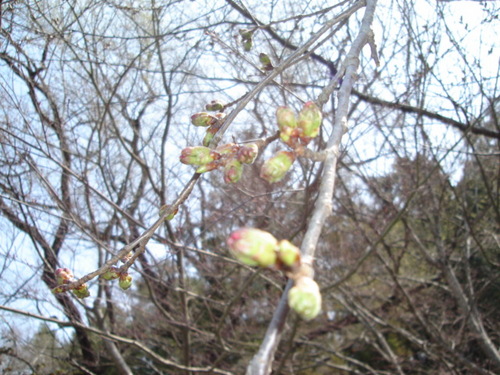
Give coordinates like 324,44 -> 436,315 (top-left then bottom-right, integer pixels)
180,143 -> 259,184
227,228 -> 322,320
277,101 -> 322,148
101,266 -> 133,290
259,102 -> 322,184
52,268 -> 90,299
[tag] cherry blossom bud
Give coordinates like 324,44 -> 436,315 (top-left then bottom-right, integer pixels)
224,159 -> 243,184
205,100 -> 225,111
276,240 -> 301,268
102,266 -> 121,281
243,38 -> 253,52
298,101 -> 322,138
52,286 -> 64,294
288,277 -> 322,321
119,273 -> 133,290
239,29 -> 253,51
215,143 -> 239,156
180,146 -> 220,165
196,160 -> 220,174
72,283 -> 90,299
227,228 -> 278,268
260,151 -> 296,183
259,53 -> 274,71
55,268 -> 74,285
237,143 -> 259,164
276,106 -> 298,144
191,112 -> 218,127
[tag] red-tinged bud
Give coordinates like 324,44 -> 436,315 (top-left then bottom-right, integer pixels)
288,277 -> 322,321
215,143 -> 239,156
298,101 -> 322,138
227,228 -> 278,268
191,112 -> 218,127
205,100 -> 225,111
195,160 -> 220,173
119,273 -> 133,290
180,146 -> 220,165
260,151 -> 296,183
276,240 -> 301,268
55,268 -> 74,285
102,266 -> 121,280
159,204 -> 178,221
224,159 -> 243,184
72,283 -> 90,299
237,143 -> 258,164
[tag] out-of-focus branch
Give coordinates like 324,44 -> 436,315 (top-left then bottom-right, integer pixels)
353,90 -> 500,140
245,1 -> 379,374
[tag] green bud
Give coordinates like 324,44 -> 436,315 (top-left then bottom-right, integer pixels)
259,53 -> 274,71
276,240 -> 301,268
243,38 -> 253,52
276,107 -> 298,144
72,283 -> 90,299
227,228 -> 278,268
205,100 -> 225,111
52,286 -> 65,294
260,151 -> 296,183
191,112 -> 218,127
119,273 -> 133,290
239,29 -> 253,51
298,101 -> 322,138
55,268 -> 74,285
224,159 -> 243,184
288,277 -> 322,321
102,266 -> 121,281
239,29 -> 253,40
180,146 -> 220,165
195,160 -> 220,173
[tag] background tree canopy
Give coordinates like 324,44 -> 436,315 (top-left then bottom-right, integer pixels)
0,0 -> 498,374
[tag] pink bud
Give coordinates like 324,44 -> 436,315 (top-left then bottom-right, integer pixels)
276,106 -> 297,131
180,146 -> 220,165
191,112 -> 218,127
224,159 -> 243,183
55,268 -> 74,285
298,101 -> 322,138
260,151 -> 296,183
288,277 -> 322,320
227,228 -> 278,268
119,273 -> 133,290
237,143 -> 259,164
